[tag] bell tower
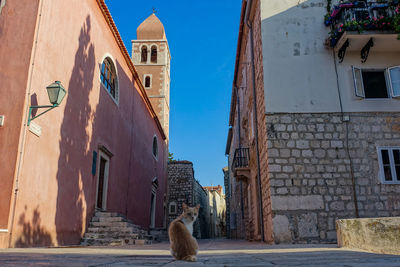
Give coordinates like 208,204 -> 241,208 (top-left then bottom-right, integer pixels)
132,13 -> 171,140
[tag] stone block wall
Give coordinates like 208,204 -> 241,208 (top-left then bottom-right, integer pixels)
167,161 -> 209,239
193,179 -> 209,239
223,167 -> 230,238
167,161 -> 194,226
266,113 -> 400,243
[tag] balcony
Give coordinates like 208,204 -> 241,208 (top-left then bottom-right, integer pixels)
325,1 -> 400,62
232,148 -> 250,181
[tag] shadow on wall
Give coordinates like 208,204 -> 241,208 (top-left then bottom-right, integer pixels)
54,15 -> 96,245
15,206 -> 53,247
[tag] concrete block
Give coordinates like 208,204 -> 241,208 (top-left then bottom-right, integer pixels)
336,217 -> 400,255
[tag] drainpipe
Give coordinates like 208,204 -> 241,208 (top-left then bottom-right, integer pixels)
9,0 -> 44,247
245,0 -> 265,242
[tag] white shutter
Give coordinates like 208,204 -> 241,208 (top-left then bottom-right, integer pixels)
352,66 -> 365,98
388,66 -> 400,98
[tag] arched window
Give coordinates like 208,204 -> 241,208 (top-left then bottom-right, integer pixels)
151,45 -> 157,63
100,57 -> 118,100
141,46 -> 148,63
152,136 -> 158,158
145,76 -> 151,88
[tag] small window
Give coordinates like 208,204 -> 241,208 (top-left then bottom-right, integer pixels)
389,66 -> 400,98
141,46 -> 148,63
169,202 -> 177,214
145,76 -> 151,88
377,147 -> 400,184
151,45 -> 157,63
100,57 -> 118,101
152,136 -> 158,158
352,66 -> 400,99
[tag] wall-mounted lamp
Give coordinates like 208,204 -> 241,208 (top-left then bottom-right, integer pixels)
28,81 -> 67,126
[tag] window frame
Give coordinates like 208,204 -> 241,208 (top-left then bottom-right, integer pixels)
169,202 -> 177,215
100,55 -> 119,105
0,0 -> 5,15
377,146 -> 400,185
152,135 -> 158,160
352,66 -> 397,100
388,66 -> 400,98
143,74 -> 152,89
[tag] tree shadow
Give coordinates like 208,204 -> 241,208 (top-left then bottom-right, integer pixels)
15,206 -> 53,247
54,15 -> 95,245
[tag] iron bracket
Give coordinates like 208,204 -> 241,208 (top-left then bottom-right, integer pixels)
361,38 -> 373,63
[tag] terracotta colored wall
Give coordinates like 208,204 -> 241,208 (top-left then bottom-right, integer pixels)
228,0 -> 272,243
6,0 -> 166,247
0,0 -> 40,232
252,0 -> 273,243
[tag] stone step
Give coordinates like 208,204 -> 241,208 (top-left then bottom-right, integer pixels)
91,216 -> 124,223
82,238 -> 124,246
86,227 -> 135,234
90,221 -> 130,228
84,232 -> 139,240
94,211 -> 120,217
82,211 -> 155,246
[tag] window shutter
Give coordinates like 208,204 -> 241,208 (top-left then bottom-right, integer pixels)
388,66 -> 400,98
352,66 -> 365,98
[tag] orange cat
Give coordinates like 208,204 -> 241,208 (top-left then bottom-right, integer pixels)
168,203 -> 200,261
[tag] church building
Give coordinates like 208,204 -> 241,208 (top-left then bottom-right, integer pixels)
0,0 -> 169,247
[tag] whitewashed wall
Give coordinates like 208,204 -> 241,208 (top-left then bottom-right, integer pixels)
260,0 -> 400,113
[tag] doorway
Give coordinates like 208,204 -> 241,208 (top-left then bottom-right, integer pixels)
96,151 -> 110,210
150,188 -> 156,228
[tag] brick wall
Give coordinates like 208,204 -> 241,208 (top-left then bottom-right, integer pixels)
252,0 -> 273,243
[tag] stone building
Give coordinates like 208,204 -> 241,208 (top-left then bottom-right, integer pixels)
167,161 -> 210,239
203,185 -> 226,238
0,0 -> 168,248
226,0 -> 400,244
222,167 -> 231,238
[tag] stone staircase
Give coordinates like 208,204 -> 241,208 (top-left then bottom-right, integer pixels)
81,211 -> 154,246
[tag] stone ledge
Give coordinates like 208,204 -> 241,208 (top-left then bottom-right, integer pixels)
336,217 -> 400,255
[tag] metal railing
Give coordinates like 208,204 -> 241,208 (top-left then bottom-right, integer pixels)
232,148 -> 250,171
335,2 -> 397,30
326,1 -> 399,46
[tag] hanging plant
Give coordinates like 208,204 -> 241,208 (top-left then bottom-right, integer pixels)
394,5 -> 400,39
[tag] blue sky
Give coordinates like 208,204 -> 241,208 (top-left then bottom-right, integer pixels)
105,0 -> 242,188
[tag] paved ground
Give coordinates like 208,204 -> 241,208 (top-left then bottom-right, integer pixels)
0,239 -> 399,266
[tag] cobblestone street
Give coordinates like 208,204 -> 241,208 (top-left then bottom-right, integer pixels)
0,239 -> 399,266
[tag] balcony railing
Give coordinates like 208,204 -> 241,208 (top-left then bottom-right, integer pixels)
232,148 -> 250,172
325,1 -> 400,47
